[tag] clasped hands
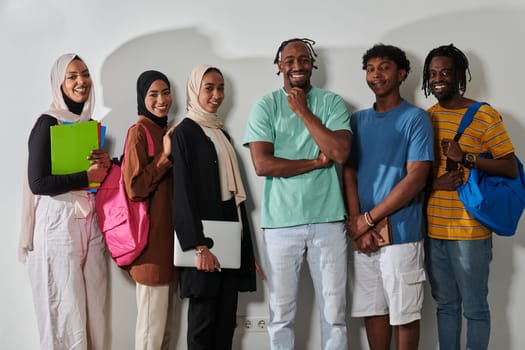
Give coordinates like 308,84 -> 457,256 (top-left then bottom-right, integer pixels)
346,215 -> 385,254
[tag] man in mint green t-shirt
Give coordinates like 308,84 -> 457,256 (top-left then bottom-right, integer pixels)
243,38 -> 351,350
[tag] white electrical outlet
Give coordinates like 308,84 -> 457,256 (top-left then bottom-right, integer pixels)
243,318 -> 253,330
237,316 -> 269,332
255,318 -> 267,330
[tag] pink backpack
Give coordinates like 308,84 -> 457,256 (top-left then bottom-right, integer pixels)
95,123 -> 154,266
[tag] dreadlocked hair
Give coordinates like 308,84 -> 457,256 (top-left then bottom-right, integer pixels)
422,43 -> 471,97
273,38 -> 318,75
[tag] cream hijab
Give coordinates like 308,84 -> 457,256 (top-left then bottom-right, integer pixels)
19,54 -> 95,262
46,54 -> 95,123
186,64 -> 246,208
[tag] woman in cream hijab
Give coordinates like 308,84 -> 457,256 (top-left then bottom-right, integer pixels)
171,64 -> 256,349
22,53 -> 110,349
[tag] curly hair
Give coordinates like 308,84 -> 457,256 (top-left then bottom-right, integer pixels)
362,44 -> 411,77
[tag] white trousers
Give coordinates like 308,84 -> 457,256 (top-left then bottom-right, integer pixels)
135,282 -> 178,350
27,192 -> 108,350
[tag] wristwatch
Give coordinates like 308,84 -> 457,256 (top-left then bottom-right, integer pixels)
462,152 -> 477,168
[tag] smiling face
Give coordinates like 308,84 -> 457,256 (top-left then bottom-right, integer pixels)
198,70 -> 224,113
278,41 -> 313,91
144,79 -> 172,118
428,55 -> 459,103
365,57 -> 406,99
62,59 -> 92,103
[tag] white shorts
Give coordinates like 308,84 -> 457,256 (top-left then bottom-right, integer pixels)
348,240 -> 425,325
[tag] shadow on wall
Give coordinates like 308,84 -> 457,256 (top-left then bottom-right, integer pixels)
383,7 -> 525,350
99,6 -> 525,347
100,26 -> 370,349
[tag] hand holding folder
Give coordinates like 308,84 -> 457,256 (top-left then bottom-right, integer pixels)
50,120 -> 105,189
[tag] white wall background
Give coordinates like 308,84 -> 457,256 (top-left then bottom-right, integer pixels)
2,0 -> 525,349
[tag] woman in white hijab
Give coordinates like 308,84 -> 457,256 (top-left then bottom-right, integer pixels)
171,64 -> 256,350
21,53 -> 111,349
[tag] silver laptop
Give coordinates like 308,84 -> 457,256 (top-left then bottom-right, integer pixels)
174,220 -> 242,269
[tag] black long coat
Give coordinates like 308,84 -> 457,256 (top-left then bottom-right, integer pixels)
171,117 -> 256,297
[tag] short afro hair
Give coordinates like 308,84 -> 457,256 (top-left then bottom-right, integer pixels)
362,44 -> 411,76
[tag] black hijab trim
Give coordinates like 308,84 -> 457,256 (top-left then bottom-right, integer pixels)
61,86 -> 84,116
137,70 -> 170,128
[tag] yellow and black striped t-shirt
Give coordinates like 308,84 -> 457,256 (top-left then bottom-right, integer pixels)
426,103 -> 515,240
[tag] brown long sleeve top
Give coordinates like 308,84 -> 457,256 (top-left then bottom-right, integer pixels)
123,116 -> 178,286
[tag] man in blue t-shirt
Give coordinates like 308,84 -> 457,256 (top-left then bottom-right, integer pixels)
343,44 -> 433,350
244,38 -> 351,350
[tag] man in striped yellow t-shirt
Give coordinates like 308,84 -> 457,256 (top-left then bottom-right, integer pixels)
422,44 -> 518,350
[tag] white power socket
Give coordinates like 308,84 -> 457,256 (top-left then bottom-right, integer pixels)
237,316 -> 269,332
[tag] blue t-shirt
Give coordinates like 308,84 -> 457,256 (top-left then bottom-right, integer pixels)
244,87 -> 350,228
350,100 -> 433,243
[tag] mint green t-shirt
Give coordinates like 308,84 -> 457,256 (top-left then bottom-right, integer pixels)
243,87 -> 350,228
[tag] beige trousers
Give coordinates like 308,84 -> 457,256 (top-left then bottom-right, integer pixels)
135,282 -> 178,350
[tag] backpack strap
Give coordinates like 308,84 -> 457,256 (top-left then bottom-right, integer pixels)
454,102 -> 487,141
120,123 -> 158,211
446,102 -> 487,171
135,122 -> 155,157
121,122 -> 156,163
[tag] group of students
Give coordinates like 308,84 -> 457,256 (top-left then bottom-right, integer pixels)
244,39 -> 514,350
21,56 -> 256,350
19,37 -> 516,350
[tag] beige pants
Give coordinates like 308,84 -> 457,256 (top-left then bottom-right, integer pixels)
135,282 -> 178,350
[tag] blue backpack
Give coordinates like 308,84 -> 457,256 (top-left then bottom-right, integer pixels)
455,102 -> 525,236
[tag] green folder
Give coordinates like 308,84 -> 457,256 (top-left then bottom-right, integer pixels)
50,120 -> 100,188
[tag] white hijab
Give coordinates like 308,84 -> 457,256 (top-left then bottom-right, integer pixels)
18,53 -> 95,262
185,64 -> 246,209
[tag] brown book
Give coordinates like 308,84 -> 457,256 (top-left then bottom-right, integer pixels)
372,216 -> 392,247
